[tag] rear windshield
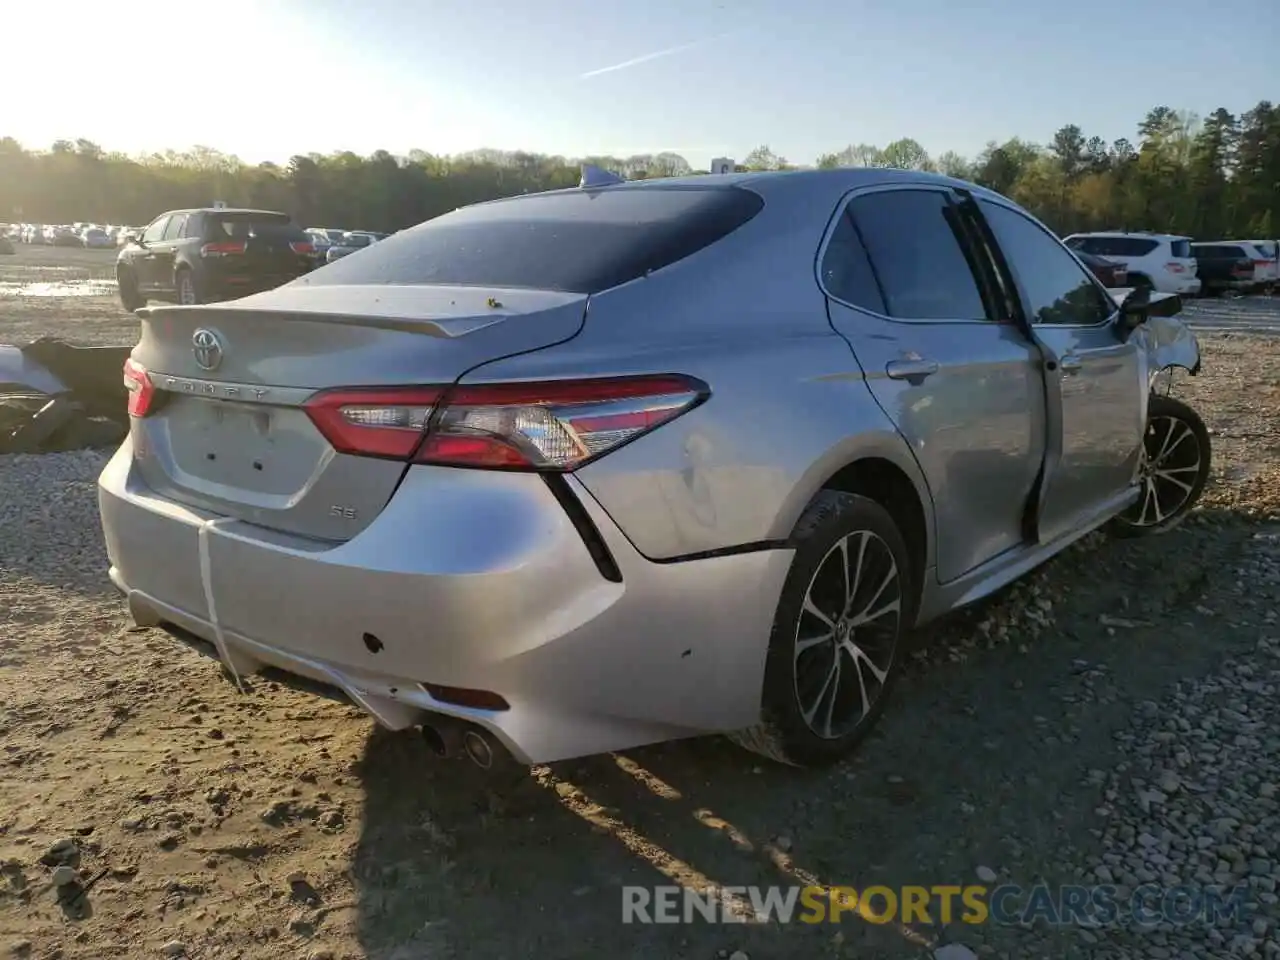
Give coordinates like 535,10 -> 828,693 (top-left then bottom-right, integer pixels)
300,185 -> 765,294
1168,239 -> 1192,258
206,213 -> 304,241
343,233 -> 373,247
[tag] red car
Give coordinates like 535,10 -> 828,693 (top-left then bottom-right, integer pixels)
1074,249 -> 1129,288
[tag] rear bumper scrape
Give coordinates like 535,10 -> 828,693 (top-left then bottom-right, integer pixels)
100,440 -> 794,764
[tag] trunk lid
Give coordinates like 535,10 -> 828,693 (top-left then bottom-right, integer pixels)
129,283 -> 587,541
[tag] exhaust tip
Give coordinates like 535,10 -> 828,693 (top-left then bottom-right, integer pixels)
421,724 -> 450,758
462,729 -> 495,769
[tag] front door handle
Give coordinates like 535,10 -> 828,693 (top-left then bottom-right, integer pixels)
885,358 -> 939,381
1059,354 -> 1083,374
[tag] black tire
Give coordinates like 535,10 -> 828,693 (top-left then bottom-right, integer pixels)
118,268 -> 145,312
176,268 -> 200,306
1110,394 -> 1211,538
728,491 -> 915,767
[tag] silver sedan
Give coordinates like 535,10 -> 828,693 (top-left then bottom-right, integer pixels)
99,168 -> 1209,769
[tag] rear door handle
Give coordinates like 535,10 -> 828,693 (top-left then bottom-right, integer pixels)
1059,354 -> 1083,373
885,358 -> 939,381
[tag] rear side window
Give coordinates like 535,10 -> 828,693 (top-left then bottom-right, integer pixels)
845,189 -> 987,321
819,210 -> 886,314
207,213 -> 305,241
1168,239 -> 1192,258
300,186 -> 765,294
1076,236 -> 1159,257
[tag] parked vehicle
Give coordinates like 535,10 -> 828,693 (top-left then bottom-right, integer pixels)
1190,242 -> 1257,295
81,227 -> 114,249
323,231 -> 374,262
51,226 -> 83,247
100,170 -> 1209,769
1062,232 -> 1201,296
1244,240 -> 1278,288
1073,249 -> 1128,288
115,209 -> 315,311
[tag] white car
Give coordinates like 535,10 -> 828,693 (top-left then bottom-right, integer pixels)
1244,240 -> 1278,287
1063,232 -> 1201,297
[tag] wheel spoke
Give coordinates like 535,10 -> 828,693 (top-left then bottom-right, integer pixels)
1157,423 -> 1193,463
851,564 -> 898,624
1153,468 -> 1195,494
801,653 -> 840,733
794,630 -> 834,658
843,531 -> 869,615
802,595 -> 835,631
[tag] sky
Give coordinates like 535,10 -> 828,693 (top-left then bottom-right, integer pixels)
8,0 -> 1278,170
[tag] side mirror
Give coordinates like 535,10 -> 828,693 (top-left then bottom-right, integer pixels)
124,233 -> 142,246
1116,287 -> 1182,337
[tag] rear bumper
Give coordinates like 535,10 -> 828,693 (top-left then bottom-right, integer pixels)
98,440 -> 792,764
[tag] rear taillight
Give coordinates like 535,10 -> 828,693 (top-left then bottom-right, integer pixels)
303,375 -> 707,471
200,241 -> 247,257
290,241 -> 314,255
1232,262 -> 1253,277
123,358 -> 154,417
1164,262 -> 1187,274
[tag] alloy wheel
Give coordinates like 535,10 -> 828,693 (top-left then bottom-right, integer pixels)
793,530 -> 902,740
178,275 -> 197,305
1125,415 -> 1203,527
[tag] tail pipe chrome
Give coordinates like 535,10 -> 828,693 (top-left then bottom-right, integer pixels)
420,716 -> 508,770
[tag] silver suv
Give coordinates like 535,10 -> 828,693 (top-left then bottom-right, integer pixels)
99,170 -> 1211,769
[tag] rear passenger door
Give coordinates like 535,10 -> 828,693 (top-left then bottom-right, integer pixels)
974,198 -> 1145,542
821,185 -> 1047,584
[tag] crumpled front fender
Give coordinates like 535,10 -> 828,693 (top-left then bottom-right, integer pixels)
1131,312 -> 1202,387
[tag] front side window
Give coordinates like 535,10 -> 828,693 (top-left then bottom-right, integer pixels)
846,189 -> 988,321
162,214 -> 187,241
978,200 -> 1115,327
141,216 -> 170,244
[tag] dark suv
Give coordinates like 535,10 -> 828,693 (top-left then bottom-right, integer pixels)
116,208 -> 315,311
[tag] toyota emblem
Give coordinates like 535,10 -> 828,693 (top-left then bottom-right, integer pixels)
192,328 -> 224,371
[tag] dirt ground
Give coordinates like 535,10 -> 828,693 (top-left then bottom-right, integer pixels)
1,245 -> 1279,960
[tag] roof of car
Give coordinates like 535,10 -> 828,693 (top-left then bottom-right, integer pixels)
164,208 -> 291,217
467,167 -> 985,215
1067,231 -> 1191,241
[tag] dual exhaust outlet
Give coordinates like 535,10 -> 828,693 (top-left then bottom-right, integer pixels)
420,716 -> 506,770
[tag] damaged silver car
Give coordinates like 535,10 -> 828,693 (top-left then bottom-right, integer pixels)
98,169 -> 1210,770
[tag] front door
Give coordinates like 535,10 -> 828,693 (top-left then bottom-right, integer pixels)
134,215 -> 171,292
821,185 -> 1046,584
973,198 -> 1145,544
149,213 -> 188,299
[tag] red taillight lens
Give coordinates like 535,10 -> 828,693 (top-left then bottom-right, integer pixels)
290,241 -> 314,255
302,387 -> 443,459
123,358 -> 154,417
303,375 -> 707,471
200,241 -> 247,257
1165,262 -> 1187,274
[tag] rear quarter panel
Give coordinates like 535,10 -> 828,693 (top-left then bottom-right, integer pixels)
457,183 -> 936,563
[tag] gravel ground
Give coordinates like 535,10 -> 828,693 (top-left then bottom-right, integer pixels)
1,247 -> 1279,959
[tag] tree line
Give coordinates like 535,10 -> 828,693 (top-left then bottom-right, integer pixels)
1,101 -> 1276,239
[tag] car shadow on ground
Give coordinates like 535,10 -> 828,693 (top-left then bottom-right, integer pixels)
346,508 -> 1269,960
